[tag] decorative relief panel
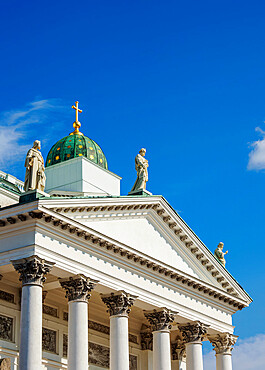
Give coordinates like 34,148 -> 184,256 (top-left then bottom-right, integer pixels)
0,290 -> 14,304
42,328 -> 57,353
63,311 -> 68,321
0,315 -> 13,341
43,305 -> 58,318
63,334 -> 68,357
0,358 -> 11,370
62,337 -> 137,369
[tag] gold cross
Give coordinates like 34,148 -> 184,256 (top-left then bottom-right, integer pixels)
72,101 -> 82,122
70,101 -> 83,135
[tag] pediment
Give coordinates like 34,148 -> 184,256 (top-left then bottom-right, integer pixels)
38,195 -> 251,306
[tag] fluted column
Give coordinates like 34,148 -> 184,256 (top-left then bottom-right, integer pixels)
208,333 -> 238,370
101,290 -> 137,370
171,337 -> 186,370
12,255 -> 54,370
144,308 -> 175,370
60,275 -> 98,370
179,321 -> 208,370
140,327 -> 153,370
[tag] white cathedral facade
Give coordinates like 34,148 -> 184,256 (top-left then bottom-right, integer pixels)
0,108 -> 251,370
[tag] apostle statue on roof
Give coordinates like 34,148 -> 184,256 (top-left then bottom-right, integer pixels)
24,140 -> 46,192
130,148 -> 149,192
214,242 -> 228,267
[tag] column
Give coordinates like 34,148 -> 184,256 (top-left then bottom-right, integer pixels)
12,255 -> 54,370
140,327 -> 153,370
208,333 -> 238,370
171,337 -> 186,370
178,321 -> 208,370
144,307 -> 175,370
101,290 -> 137,370
60,274 -> 98,370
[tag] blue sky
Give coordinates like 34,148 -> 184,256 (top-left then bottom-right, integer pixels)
1,1 -> 265,367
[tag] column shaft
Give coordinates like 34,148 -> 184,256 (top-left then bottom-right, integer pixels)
186,342 -> 203,370
216,353 -> 232,370
153,330 -> 171,370
68,300 -> 88,370
110,315 -> 129,370
19,285 -> 43,370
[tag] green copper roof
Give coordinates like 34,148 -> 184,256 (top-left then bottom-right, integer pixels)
45,133 -> 108,169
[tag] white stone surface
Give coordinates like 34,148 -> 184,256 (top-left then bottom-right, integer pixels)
19,284 -> 43,370
216,353 -> 233,370
45,156 -> 121,196
68,300 -> 88,370
110,314 -> 129,370
186,342 -> 204,370
153,330 -> 171,370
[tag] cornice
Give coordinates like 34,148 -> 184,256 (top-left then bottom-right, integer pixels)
0,205 -> 249,310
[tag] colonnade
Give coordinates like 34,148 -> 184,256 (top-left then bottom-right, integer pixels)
11,255 -> 238,370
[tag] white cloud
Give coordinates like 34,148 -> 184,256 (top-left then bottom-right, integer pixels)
247,127 -> 265,170
0,99 -> 63,169
204,333 -> 265,370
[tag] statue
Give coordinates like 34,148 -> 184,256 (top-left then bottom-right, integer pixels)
130,148 -> 149,192
214,242 -> 228,267
24,140 -> 46,192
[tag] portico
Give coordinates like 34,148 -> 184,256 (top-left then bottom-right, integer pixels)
0,194 -> 250,369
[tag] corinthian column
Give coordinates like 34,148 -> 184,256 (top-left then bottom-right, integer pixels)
144,308 -> 175,370
60,275 -> 98,370
208,333 -> 238,370
101,290 -> 137,370
178,321 -> 208,370
12,255 -> 54,370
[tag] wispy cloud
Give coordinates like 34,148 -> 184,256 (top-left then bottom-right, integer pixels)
0,99 -> 64,174
204,333 -> 265,370
247,127 -> 265,170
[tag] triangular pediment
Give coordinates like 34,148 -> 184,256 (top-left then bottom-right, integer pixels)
38,195 -> 251,307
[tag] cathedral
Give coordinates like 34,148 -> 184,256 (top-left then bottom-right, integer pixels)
0,102 -> 251,370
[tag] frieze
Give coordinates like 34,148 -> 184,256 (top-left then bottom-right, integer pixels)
0,290 -> 14,304
43,304 -> 58,318
144,308 -> 175,331
60,275 -> 98,302
0,315 -> 13,341
12,255 -> 54,286
178,321 -> 208,343
42,328 -> 57,353
101,291 -> 137,316
208,333 -> 238,354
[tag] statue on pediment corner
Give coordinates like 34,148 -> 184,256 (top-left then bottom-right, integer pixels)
214,242 -> 228,267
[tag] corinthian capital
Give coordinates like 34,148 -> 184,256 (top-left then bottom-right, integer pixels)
140,326 -> 153,350
144,308 -> 176,331
12,255 -> 54,286
208,333 -> 238,354
171,336 -> 186,361
60,274 -> 98,302
178,321 -> 208,343
101,290 -> 137,316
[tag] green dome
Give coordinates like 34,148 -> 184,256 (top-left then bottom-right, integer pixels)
45,133 -> 108,169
